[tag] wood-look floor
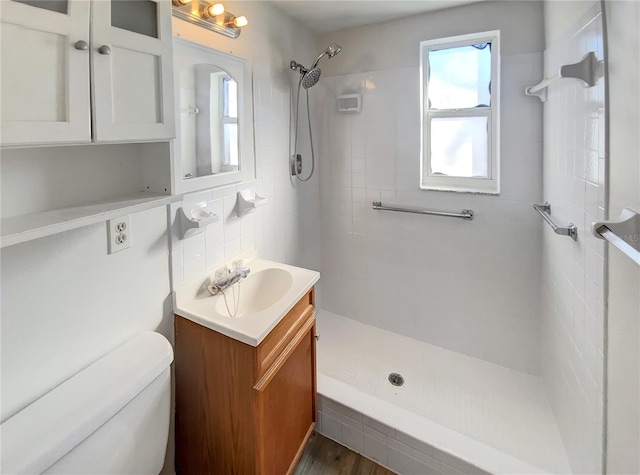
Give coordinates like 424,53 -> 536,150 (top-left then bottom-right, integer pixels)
294,433 -> 397,475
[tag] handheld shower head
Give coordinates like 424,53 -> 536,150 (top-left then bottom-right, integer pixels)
325,43 -> 342,58
311,42 -> 343,69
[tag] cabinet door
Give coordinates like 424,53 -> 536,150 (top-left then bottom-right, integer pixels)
254,318 -> 317,475
91,0 -> 175,142
0,0 -> 91,146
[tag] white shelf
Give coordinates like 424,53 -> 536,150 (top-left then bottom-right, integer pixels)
1,192 -> 182,248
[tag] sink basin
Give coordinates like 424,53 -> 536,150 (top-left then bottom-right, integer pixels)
173,253 -> 320,346
213,268 -> 293,317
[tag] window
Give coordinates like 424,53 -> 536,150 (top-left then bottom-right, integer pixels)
222,76 -> 238,167
420,31 -> 500,193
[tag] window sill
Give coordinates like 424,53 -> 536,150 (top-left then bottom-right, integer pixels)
419,184 -> 500,195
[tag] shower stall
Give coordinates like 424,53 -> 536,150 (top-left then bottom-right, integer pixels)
296,1 -> 610,474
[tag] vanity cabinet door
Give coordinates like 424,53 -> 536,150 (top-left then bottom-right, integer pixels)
254,317 -> 317,475
0,0 -> 91,146
91,0 -> 175,142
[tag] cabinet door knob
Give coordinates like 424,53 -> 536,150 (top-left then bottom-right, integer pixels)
74,40 -> 89,50
98,45 -> 111,55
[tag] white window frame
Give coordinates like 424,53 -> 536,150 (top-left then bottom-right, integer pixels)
420,30 -> 500,194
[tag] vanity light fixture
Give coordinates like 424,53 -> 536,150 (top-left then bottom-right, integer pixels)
172,0 -> 248,39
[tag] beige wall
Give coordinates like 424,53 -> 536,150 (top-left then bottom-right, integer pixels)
604,1 -> 640,473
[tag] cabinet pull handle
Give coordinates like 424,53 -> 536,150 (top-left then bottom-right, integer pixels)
98,45 -> 111,55
74,40 -> 89,51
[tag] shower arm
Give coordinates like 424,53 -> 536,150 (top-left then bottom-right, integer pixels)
290,60 -> 309,75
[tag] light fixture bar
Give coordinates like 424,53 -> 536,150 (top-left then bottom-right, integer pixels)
172,0 -> 246,39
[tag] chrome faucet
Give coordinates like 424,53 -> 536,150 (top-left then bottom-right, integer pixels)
207,261 -> 250,295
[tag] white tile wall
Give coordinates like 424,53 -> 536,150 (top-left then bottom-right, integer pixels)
317,52 -> 544,374
169,60 -> 322,289
317,395 -> 493,475
540,4 -> 606,474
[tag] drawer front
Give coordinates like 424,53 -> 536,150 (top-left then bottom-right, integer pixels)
257,288 -> 314,377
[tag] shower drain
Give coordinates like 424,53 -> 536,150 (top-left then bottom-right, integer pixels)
388,372 -> 404,387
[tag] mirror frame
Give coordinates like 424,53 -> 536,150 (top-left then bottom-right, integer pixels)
171,37 -> 255,194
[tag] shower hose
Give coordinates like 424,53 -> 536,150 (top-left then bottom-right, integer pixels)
292,75 -> 316,182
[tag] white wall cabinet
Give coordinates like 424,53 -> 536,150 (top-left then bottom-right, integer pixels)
0,0 -> 175,147
0,1 -> 92,145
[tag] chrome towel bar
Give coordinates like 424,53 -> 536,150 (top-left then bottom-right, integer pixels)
592,208 -> 640,265
533,202 -> 577,241
372,201 -> 474,220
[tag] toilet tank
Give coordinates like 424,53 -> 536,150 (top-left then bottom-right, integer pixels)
1,332 -> 174,475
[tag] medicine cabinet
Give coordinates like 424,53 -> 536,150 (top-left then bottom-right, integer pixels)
172,38 -> 255,193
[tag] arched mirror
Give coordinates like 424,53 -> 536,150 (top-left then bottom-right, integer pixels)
172,38 -> 254,193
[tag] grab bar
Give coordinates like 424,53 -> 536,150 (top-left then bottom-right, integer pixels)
372,201 -> 474,220
592,208 -> 640,265
533,202 -> 577,241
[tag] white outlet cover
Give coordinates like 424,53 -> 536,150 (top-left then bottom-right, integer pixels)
107,215 -> 132,254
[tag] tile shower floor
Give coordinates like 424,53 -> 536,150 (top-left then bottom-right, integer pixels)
316,310 -> 571,474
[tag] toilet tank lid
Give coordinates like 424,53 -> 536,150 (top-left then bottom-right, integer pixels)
0,331 -> 174,475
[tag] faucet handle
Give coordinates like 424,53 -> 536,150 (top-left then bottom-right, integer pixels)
232,259 -> 244,270
214,266 -> 229,282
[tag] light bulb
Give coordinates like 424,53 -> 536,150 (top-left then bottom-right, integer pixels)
232,15 -> 248,28
203,2 -> 224,18
209,3 -> 225,15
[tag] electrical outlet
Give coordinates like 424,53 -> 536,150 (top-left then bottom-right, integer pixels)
107,215 -> 132,254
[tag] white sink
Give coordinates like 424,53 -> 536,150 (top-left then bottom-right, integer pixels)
213,268 -> 293,317
173,251 -> 320,346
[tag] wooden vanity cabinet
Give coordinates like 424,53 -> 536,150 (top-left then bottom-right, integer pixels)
174,288 -> 317,475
